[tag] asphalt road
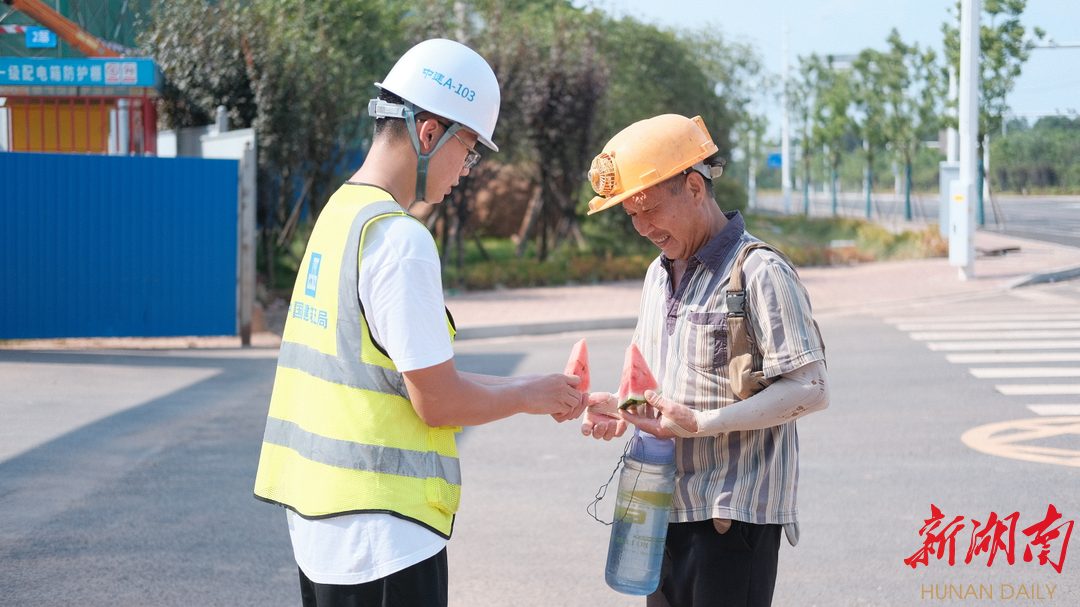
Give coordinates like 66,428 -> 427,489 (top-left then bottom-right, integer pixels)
754,192 -> 1080,250
0,349 -> 295,607
3,280 -> 1079,606
993,197 -> 1080,249
450,283 -> 1080,606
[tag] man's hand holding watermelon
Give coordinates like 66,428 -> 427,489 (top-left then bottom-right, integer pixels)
579,392 -> 628,440
619,361 -> 829,439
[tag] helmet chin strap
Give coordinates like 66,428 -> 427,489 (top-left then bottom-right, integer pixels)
401,102 -> 462,204
367,98 -> 464,204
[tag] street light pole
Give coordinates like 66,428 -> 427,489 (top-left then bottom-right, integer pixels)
781,25 -> 792,214
947,66 -> 959,163
950,0 -> 979,280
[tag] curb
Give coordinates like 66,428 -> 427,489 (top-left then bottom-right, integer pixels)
455,317 -> 637,340
1007,265 -> 1080,289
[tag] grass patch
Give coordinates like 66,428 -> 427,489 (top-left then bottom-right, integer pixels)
443,214 -> 948,291
266,214 -> 948,296
744,213 -> 948,267
441,242 -> 653,291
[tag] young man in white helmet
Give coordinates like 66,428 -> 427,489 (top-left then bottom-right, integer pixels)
254,39 -> 587,607
581,114 -> 829,607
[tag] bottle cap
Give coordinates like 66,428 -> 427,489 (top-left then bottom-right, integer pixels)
630,428 -> 675,465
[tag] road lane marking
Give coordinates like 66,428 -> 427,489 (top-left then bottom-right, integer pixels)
970,367 -> 1080,378
961,417 -> 1080,468
1028,405 -> 1080,416
928,340 -> 1080,351
947,352 -> 1080,363
887,314 -> 1080,324
899,321 -> 1080,331
47,348 -> 282,359
912,330 -> 1080,340
995,384 -> 1080,395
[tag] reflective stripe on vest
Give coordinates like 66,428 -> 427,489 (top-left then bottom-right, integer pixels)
261,417 -> 463,485
276,340 -> 407,397
254,188 -> 460,538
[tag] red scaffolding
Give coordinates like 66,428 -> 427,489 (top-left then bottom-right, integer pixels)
2,91 -> 157,154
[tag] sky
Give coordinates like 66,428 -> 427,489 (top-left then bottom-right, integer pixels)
575,0 -> 1080,140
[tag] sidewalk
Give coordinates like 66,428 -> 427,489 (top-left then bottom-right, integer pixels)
446,229 -> 1080,337
3,229 -> 1077,351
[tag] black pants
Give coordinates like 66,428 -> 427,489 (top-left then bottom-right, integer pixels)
647,520 -> 782,607
298,548 -> 448,607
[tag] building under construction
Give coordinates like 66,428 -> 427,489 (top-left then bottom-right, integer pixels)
0,0 -> 159,154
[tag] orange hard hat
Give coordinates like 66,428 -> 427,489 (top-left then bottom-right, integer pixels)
587,114 -> 719,215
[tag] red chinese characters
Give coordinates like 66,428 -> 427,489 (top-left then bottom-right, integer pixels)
1022,504 -> 1075,574
905,504 -> 1072,573
905,504 -> 966,567
964,511 -> 1019,566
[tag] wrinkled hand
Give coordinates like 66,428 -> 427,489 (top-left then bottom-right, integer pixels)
580,392 -> 628,440
620,390 -> 698,439
518,373 -> 587,422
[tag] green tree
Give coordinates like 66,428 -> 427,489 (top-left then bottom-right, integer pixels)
851,49 -> 889,218
806,55 -> 852,216
408,0 -> 609,263
877,29 -> 941,219
142,0 -> 405,288
942,0 -> 1045,139
991,116 -> 1080,193
584,17 -> 760,249
789,56 -> 819,214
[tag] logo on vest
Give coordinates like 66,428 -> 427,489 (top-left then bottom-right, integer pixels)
305,253 -> 322,297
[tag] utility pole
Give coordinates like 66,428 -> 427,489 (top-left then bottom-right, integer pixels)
947,65 -> 959,162
781,25 -> 792,214
748,130 -> 758,209
951,0 -> 979,280
864,139 -> 871,219
939,56 -> 960,238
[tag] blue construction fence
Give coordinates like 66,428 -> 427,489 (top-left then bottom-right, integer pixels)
1,152 -> 238,339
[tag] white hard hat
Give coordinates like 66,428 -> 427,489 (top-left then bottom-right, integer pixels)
376,38 -> 501,151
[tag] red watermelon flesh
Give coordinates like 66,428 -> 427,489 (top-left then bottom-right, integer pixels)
563,338 -> 590,392
618,343 -> 659,409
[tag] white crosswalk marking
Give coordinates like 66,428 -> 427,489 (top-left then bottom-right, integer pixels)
946,352 -> 1080,363
970,367 -> 1080,378
886,314 -> 1080,324
927,340 -> 1080,351
887,295 -> 1080,418
912,330 -> 1080,340
898,321 -> 1080,331
1028,404 -> 1080,416
996,385 -> 1080,395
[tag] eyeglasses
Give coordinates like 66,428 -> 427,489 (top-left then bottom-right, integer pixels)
436,120 -> 482,170
682,159 -> 725,180
451,130 -> 482,170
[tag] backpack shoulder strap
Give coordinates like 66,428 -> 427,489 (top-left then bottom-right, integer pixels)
725,241 -> 795,319
725,241 -> 823,400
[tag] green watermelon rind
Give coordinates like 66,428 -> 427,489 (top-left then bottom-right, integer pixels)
618,389 -> 661,410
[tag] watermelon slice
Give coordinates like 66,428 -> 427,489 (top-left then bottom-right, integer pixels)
563,338 -> 590,392
618,343 -> 659,409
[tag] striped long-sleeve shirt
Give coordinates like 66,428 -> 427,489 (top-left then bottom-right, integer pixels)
633,211 -> 825,525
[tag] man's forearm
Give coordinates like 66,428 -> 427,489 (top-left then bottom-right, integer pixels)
403,360 -> 581,427
662,360 -> 829,437
459,371 -> 525,386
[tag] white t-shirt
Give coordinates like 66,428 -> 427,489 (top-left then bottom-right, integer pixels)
289,210 -> 454,585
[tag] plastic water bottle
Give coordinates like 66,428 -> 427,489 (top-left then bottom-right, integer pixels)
605,429 -> 676,595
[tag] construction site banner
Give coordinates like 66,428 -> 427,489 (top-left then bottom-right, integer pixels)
0,57 -> 158,88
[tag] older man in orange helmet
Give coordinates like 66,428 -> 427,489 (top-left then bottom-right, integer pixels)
582,114 -> 830,607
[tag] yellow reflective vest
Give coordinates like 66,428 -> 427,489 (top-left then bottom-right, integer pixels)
254,184 -> 461,538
